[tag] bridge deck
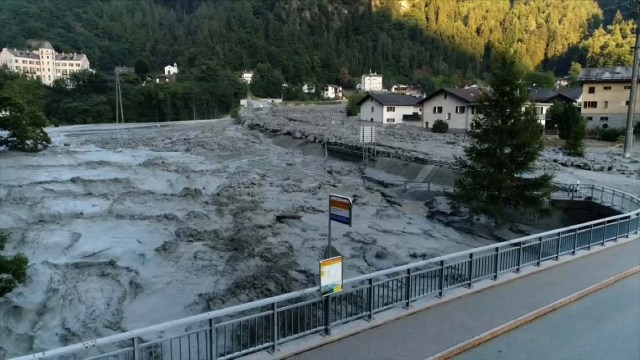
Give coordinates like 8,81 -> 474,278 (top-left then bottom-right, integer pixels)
248,239 -> 640,360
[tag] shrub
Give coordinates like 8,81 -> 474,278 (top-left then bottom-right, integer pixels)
432,119 -> 449,133
563,118 -> 586,157
0,231 -> 29,298
599,128 -> 625,142
346,94 -> 365,117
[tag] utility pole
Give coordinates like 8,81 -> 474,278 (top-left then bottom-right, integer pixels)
623,0 -> 640,158
114,67 -> 125,124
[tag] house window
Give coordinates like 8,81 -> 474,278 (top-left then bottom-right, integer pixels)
455,106 -> 466,114
471,107 -> 476,115
22,60 -> 26,64
604,101 -> 608,109
588,87 -> 595,94
444,93 -> 448,100
586,117 -> 593,121
584,101 -> 598,108
600,117 -> 609,121
536,107 -> 544,114
387,106 -> 395,112
626,101 -> 630,106
433,106 -> 443,114
387,118 -> 395,123
625,85 -> 631,90
15,66 -> 20,71
371,107 -> 374,113
603,86 -> 611,90
446,113 -> 451,120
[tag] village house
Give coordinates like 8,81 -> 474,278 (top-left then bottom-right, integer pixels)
358,93 -> 422,126
164,63 -> 179,76
241,70 -> 253,84
420,87 -> 574,131
419,88 -> 481,130
322,85 -> 343,100
361,71 -> 384,92
391,84 -> 423,97
0,41 -> 90,86
578,67 -> 640,129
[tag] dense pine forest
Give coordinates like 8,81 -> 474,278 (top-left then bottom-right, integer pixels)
0,0 -> 636,124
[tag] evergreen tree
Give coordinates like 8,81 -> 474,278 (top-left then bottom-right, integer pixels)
0,76 -> 51,152
134,58 -> 151,79
0,231 -> 28,298
450,52 -> 553,225
250,63 -> 284,99
563,111 -> 587,157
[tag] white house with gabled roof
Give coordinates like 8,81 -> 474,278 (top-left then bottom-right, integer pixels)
358,93 -> 423,126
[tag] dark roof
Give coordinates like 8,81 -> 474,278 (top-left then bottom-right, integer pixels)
528,88 -> 559,102
578,67 -> 636,83
528,88 -> 581,103
419,87 -> 484,104
357,93 -> 422,106
559,88 -> 582,101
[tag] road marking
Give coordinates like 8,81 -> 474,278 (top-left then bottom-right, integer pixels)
426,266 -> 640,360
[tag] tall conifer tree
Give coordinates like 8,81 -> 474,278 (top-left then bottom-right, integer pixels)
450,52 -> 553,225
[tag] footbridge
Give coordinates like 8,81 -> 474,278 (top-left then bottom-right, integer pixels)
11,183 -> 640,360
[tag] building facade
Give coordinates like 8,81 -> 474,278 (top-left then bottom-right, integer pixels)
0,41 -> 90,85
358,94 -> 422,126
241,71 -> 254,84
164,63 -> 179,76
420,88 -> 554,130
322,85 -> 343,100
579,67 -> 640,129
361,72 -> 383,92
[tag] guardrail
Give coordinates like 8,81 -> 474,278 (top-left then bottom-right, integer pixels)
11,183 -> 640,360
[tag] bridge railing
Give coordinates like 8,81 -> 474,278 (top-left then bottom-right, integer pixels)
11,184 -> 640,360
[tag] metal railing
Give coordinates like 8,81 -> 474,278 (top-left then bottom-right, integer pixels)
11,184 -> 640,360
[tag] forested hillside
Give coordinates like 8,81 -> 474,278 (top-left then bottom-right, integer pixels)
0,0 -> 636,124
0,0 -> 635,84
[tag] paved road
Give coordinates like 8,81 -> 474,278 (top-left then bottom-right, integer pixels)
289,240 -> 639,360
456,274 -> 640,360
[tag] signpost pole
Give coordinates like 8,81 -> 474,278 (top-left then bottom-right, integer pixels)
327,197 -> 332,258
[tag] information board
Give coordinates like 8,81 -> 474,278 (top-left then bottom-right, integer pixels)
329,195 -> 353,226
360,126 -> 376,143
320,256 -> 343,296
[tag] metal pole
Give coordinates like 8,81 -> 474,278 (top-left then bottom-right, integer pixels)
405,268 -> 412,308
493,247 -> 500,280
516,242 -> 523,273
327,198 -> 332,259
624,1 -> 640,158
271,303 -> 278,353
438,260 -> 445,298
573,229 -> 579,255
467,253 -> 474,288
367,278 -> 374,321
209,318 -> 216,360
537,237 -> 543,266
323,296 -> 331,336
115,71 -> 119,124
132,337 -> 139,360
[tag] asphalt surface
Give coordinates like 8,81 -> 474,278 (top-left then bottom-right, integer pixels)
456,274 -> 640,360
289,239 -> 640,360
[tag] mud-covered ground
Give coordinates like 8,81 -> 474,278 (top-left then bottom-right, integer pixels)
0,103 -> 637,357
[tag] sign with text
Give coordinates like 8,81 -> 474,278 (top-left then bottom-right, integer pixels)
320,256 -> 343,296
360,126 -> 376,143
329,195 -> 353,226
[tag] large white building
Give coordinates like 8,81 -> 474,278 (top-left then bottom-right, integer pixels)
361,72 -> 383,92
358,94 -> 422,126
0,41 -> 90,85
